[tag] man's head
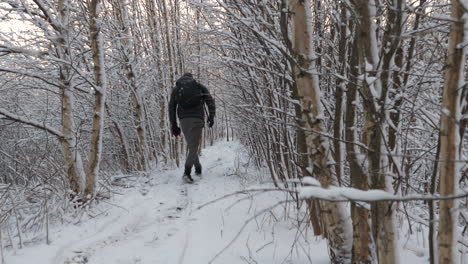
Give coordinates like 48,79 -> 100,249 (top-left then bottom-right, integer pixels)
182,72 -> 193,78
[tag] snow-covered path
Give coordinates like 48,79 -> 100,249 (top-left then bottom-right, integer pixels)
6,141 -> 330,264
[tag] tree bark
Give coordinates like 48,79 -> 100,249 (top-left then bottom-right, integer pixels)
55,0 -> 86,195
437,1 -> 465,262
281,0 -> 322,236
85,0 -> 107,198
346,28 -> 376,264
350,0 -> 399,262
429,135 -> 441,264
333,2 -> 347,187
289,0 -> 352,262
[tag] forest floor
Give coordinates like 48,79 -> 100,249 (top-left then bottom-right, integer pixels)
5,141 -> 426,264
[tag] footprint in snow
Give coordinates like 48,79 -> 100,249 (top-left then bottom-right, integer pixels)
64,253 -> 88,264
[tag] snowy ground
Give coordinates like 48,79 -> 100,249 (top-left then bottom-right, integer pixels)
4,140 -> 428,264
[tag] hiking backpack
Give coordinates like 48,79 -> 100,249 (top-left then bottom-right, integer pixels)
176,78 -> 202,108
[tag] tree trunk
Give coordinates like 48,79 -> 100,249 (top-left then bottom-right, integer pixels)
389,0 -> 425,161
289,0 -> 352,262
85,0 -> 107,198
346,27 -> 376,264
429,135 -> 441,264
333,2 -> 347,187
281,0 -> 322,234
351,0 -> 399,263
437,1 -> 464,262
380,0 -> 404,192
111,117 -> 131,172
60,85 -> 86,195
56,0 -> 86,195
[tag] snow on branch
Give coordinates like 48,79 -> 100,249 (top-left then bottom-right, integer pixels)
196,180 -> 468,209
48,57 -> 101,92
0,108 -> 64,139
281,176 -> 468,202
0,67 -> 61,89
214,0 -> 296,64
298,180 -> 468,203
0,42 -> 48,58
31,0 -> 64,33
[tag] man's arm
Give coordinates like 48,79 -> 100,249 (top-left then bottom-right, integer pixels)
168,87 -> 178,127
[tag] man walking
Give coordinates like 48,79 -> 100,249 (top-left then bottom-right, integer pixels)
169,73 -> 216,183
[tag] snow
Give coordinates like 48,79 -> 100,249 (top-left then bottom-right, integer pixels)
298,186 -> 394,201
442,108 -> 451,116
301,176 -> 321,186
4,141 -> 330,264
3,141 -> 432,264
0,42 -> 47,58
298,184 -> 468,203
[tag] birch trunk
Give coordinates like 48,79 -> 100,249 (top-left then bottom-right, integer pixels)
280,0 -> 309,178
376,2 -> 403,261
384,0 -> 405,185
346,30 -> 376,263
55,0 -> 86,195
85,0 -> 107,198
333,2 -> 348,187
351,1 -> 400,262
60,85 -> 86,195
437,0 -> 465,262
289,0 -> 352,262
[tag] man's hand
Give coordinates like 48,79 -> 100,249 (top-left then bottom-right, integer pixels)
171,125 -> 181,137
207,116 -> 214,128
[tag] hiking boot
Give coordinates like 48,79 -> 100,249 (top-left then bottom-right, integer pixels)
195,164 -> 202,175
183,167 -> 194,183
183,173 -> 194,184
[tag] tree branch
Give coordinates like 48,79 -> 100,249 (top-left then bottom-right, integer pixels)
0,108 -> 64,140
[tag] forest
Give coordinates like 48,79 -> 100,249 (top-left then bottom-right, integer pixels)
0,0 -> 466,263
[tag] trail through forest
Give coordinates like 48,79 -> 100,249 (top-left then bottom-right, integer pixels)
6,141 -> 333,264
1,0 -> 466,263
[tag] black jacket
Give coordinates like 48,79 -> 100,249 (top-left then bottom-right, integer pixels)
169,76 -> 216,127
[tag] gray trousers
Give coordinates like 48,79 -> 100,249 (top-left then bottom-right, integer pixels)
180,117 -> 203,169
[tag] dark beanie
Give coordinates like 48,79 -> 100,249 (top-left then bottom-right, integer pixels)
182,72 -> 193,78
